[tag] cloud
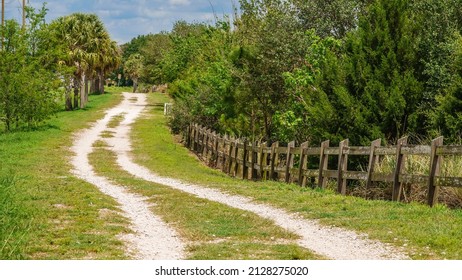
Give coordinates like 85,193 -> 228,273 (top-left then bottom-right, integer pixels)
169,0 -> 191,6
6,0 -> 235,43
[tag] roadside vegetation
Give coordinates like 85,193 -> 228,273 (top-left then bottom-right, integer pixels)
124,0 -> 462,145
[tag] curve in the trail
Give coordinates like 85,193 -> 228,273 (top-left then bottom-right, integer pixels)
70,93 -> 184,260
106,92 -> 409,260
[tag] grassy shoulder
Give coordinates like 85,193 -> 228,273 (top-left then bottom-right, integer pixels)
0,87 -> 131,259
131,92 -> 462,260
88,140 -> 321,260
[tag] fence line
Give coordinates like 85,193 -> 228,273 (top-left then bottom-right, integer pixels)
184,123 -> 462,207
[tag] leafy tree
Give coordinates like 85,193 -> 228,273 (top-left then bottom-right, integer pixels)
342,0 -> 423,142
124,54 -> 144,93
0,5 -> 62,131
233,0 -> 308,141
292,0 -> 366,38
140,33 -> 173,85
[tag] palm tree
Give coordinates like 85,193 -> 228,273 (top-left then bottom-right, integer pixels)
124,53 -> 144,93
50,13 -> 120,110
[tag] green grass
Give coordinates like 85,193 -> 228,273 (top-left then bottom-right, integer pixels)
0,89 -> 130,259
131,92 -> 462,260
88,147 -> 321,260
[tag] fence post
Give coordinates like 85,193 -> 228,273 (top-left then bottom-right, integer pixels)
202,129 -> 210,159
259,142 -> 268,179
428,136 -> 444,207
190,124 -> 196,150
222,135 -> 229,173
285,141 -> 296,183
242,139 -> 248,180
392,136 -> 408,201
365,139 -> 381,189
214,132 -> 219,167
197,125 -> 202,152
185,124 -> 190,148
227,137 -> 234,175
337,139 -> 349,195
318,140 -> 330,188
251,141 -> 258,179
299,141 -> 309,187
269,142 -> 279,180
233,139 -> 239,177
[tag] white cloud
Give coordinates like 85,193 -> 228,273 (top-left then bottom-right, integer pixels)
8,0 -> 234,43
168,0 -> 191,6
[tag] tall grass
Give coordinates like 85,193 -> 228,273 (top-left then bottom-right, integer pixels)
354,152 -> 462,208
0,173 -> 31,259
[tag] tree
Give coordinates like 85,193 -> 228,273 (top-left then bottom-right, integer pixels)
124,54 -> 144,93
292,0 -> 366,38
233,0 -> 308,141
50,13 -> 120,110
0,5 -> 62,131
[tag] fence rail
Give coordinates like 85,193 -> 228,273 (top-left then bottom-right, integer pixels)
184,123 -> 462,207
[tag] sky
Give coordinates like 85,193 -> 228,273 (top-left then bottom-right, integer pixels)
3,0 -> 237,43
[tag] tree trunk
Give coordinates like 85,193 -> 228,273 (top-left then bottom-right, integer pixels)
90,78 -> 97,94
98,69 -> 105,94
85,76 -> 89,103
73,77 -> 80,109
65,87 -> 72,111
133,77 -> 138,93
80,74 -> 86,109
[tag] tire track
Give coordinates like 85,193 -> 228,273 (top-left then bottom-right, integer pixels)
70,93 -> 184,260
106,92 -> 409,260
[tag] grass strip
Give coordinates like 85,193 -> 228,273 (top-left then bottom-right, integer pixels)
88,145 -> 321,260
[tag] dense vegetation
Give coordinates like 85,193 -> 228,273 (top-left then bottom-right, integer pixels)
124,0 -> 462,145
0,5 -> 120,132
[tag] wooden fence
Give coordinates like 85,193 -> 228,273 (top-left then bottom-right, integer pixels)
184,123 -> 462,207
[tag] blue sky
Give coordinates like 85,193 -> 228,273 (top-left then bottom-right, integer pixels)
3,0 -> 237,43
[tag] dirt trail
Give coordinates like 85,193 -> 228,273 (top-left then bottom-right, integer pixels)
70,93 -> 184,260
104,92 -> 409,260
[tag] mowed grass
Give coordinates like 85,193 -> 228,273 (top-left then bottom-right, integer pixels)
88,145 -> 321,260
0,87 -> 132,259
131,92 -> 462,260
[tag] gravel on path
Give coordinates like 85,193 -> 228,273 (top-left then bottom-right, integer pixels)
107,92 -> 409,260
70,93 -> 184,260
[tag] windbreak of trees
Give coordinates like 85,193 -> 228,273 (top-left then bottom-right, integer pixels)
0,6 -> 62,131
0,5 -> 120,132
126,0 -> 462,145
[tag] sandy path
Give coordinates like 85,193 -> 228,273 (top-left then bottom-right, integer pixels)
106,92 -> 409,260
70,93 -> 184,260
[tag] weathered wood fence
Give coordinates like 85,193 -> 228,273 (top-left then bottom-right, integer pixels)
185,123 -> 462,207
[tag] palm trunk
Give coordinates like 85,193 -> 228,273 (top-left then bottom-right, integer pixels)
133,77 -> 138,93
65,87 -> 72,111
80,74 -> 86,109
90,78 -> 97,94
98,69 -> 105,94
85,76 -> 89,103
73,76 -> 80,109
